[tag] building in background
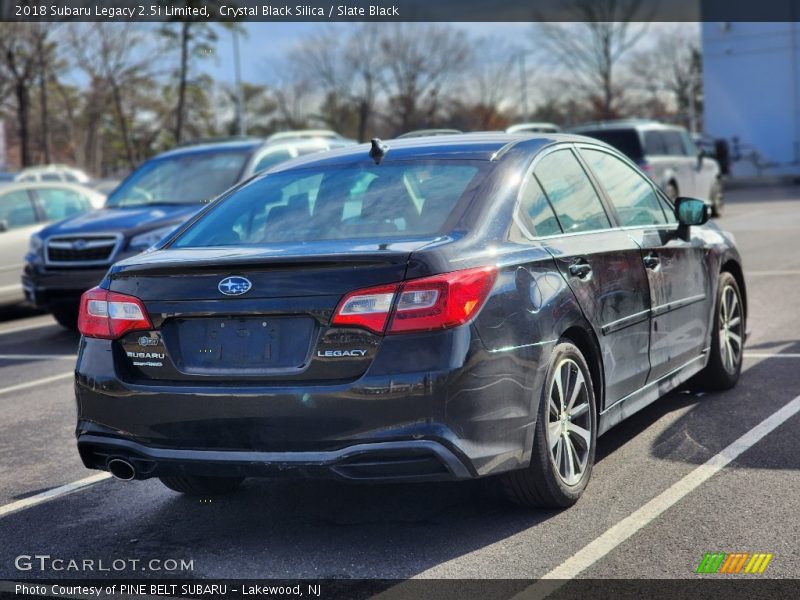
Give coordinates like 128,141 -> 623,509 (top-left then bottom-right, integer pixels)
0,120 -> 6,170
703,22 -> 800,178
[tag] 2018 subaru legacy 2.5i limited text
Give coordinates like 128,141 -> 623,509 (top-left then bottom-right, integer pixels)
74,134 -> 746,508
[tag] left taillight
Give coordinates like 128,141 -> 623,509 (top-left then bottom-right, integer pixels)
77,286 -> 152,339
330,266 -> 497,335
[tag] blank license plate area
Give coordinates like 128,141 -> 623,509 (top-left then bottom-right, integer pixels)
166,316 -> 315,374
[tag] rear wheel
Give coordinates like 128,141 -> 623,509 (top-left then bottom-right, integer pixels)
503,342 -> 597,508
159,475 -> 244,496
695,272 -> 744,390
51,304 -> 78,330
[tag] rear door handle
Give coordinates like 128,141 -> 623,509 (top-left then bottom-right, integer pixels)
568,259 -> 592,279
643,253 -> 660,270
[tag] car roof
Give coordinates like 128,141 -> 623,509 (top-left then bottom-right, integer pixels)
266,132 -> 601,172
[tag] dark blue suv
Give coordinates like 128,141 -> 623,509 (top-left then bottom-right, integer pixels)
23,136 -> 352,328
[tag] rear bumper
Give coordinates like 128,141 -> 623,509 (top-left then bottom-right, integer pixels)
77,429 -> 473,482
75,326 -> 548,481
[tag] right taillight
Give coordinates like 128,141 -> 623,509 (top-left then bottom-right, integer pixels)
330,266 -> 497,335
77,286 -> 152,339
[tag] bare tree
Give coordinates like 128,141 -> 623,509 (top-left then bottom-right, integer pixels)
290,24 -> 384,141
631,26 -> 702,128
536,0 -> 649,119
67,23 -> 153,169
379,23 -> 472,133
0,23 -> 46,166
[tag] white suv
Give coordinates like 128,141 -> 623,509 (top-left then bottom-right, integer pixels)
571,120 -> 724,216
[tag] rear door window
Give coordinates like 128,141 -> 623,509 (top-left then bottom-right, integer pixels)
576,129 -> 643,161
644,131 -> 667,155
534,150 -> 611,233
662,131 -> 687,156
582,149 -> 667,227
34,187 -> 93,221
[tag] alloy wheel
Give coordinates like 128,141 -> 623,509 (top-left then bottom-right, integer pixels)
719,284 -> 743,373
546,358 -> 593,486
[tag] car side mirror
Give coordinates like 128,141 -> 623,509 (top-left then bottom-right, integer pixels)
675,196 -> 709,233
0,219 -> 8,233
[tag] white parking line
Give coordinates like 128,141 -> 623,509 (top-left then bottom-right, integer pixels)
0,473 -> 111,519
746,270 -> 800,276
744,352 -> 800,358
0,318 -> 57,336
0,354 -> 78,360
511,394 -> 800,599
0,354 -> 75,361
0,372 -> 73,397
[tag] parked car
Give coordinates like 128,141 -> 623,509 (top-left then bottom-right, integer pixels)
570,120 -> 724,216
397,128 -> 463,138
73,134 -> 746,507
23,136 -> 354,329
15,164 -> 91,184
266,129 -> 355,143
1,182 -> 102,308
507,122 -> 561,134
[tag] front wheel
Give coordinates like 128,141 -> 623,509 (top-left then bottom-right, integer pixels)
159,475 -> 244,496
695,272 -> 744,390
503,341 -> 597,508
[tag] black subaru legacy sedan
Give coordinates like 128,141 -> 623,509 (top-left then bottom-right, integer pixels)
74,134 -> 746,508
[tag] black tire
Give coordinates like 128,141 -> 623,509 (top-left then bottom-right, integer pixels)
51,304 -> 78,330
159,475 -> 244,496
710,180 -> 724,217
503,341 -> 597,508
694,272 -> 744,391
665,181 -> 679,202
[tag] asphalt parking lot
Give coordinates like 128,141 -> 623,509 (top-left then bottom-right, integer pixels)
0,182 -> 799,586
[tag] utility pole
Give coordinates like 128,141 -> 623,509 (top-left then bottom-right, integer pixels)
233,29 -> 246,136
519,51 -> 529,121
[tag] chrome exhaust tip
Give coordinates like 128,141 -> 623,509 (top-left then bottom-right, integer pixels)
107,458 -> 136,481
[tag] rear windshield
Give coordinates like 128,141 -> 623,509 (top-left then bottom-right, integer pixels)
171,161 -> 487,247
576,129 -> 643,161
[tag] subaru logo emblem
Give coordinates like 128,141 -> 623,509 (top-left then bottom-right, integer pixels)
218,276 -> 252,296
72,240 -> 87,250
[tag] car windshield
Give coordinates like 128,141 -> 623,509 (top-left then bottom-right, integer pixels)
106,149 -> 252,207
577,129 -> 644,161
172,161 -> 487,247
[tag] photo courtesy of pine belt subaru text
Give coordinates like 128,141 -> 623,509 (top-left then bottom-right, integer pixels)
73,133 -> 747,508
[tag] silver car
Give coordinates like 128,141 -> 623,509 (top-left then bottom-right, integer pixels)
571,120 -> 724,216
0,182 -> 104,308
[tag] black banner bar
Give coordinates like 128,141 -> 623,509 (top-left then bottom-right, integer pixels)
2,0 -> 800,23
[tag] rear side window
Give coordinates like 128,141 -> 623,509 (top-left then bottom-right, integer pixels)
253,148 -> 294,174
534,150 -> 610,234
576,129 -> 643,161
35,187 -> 93,221
662,131 -> 686,156
517,175 -> 561,236
173,161 -> 486,247
582,149 -> 667,227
